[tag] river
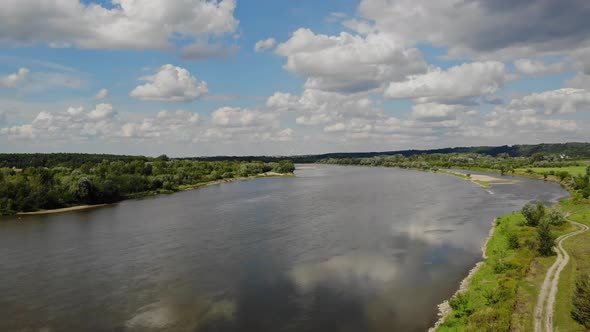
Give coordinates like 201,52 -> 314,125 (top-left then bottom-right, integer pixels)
0,165 -> 568,332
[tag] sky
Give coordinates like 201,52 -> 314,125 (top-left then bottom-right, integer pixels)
0,0 -> 589,157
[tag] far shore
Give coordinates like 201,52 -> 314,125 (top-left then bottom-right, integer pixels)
13,172 -> 294,217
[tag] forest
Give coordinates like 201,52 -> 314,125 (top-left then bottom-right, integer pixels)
0,156 -> 295,216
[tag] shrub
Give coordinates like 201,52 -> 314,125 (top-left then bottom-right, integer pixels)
449,292 -> 474,318
537,221 -> 554,256
547,208 -> 566,226
572,273 -> 590,328
521,202 -> 545,227
507,233 -> 520,249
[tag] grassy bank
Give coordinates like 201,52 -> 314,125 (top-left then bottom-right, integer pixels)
552,201 -> 590,331
436,197 -> 590,331
437,213 -> 539,331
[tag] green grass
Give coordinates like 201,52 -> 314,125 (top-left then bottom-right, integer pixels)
438,169 -> 470,179
553,201 -> 590,332
437,213 -> 539,332
515,166 -> 587,176
473,180 -> 492,188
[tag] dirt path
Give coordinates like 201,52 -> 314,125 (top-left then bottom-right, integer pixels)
534,216 -> 589,332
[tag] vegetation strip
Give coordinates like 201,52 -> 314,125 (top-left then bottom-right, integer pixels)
0,156 -> 295,216
535,216 -> 589,332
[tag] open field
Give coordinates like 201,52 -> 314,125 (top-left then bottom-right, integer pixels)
516,166 -> 587,176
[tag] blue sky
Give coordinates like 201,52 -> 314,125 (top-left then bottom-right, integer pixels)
0,0 -> 588,156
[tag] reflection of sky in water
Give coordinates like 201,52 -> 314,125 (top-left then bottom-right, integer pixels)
0,165 -> 568,332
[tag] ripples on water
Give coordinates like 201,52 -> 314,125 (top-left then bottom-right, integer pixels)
0,165 -> 568,332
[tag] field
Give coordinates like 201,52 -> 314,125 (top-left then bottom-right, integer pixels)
515,166 -> 588,176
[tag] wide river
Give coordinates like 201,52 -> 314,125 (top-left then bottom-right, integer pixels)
0,165 -> 568,332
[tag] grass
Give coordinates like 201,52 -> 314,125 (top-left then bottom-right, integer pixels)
438,169 -> 470,179
552,201 -> 590,332
515,166 -> 588,176
437,213 -> 539,332
473,180 -> 492,188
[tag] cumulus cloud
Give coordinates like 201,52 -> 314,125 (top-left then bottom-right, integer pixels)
513,59 -> 566,76
95,88 -> 108,99
254,38 -> 276,52
410,103 -> 475,122
130,64 -> 208,102
384,61 -> 515,103
0,0 -> 238,53
0,68 -> 29,87
121,110 -> 201,141
356,0 -> 590,59
275,28 -> 426,93
566,73 -> 590,90
503,88 -> 590,115
212,107 -> 278,128
267,89 -> 379,126
1,103 -> 117,140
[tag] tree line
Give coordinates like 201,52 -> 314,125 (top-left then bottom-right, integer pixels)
0,157 -> 295,216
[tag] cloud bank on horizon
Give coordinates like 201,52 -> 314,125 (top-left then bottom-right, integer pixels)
0,0 -> 588,156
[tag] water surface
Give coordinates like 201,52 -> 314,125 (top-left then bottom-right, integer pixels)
0,165 -> 568,332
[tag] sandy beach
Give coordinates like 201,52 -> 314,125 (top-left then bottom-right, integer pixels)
16,204 -> 109,216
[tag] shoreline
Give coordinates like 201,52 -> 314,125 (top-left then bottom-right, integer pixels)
16,204 -> 109,216
428,218 -> 497,332
13,172 -> 294,217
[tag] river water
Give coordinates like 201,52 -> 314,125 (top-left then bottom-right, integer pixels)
0,165 -> 568,332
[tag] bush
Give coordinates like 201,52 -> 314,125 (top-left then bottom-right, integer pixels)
521,202 -> 545,227
537,221 -> 554,256
449,292 -> 474,318
507,233 -> 520,249
572,273 -> 590,328
547,208 -> 566,226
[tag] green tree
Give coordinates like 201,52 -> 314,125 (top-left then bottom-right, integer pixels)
272,160 -> 295,173
537,221 -> 554,256
547,208 -> 566,226
522,202 -> 544,227
572,273 -> 590,328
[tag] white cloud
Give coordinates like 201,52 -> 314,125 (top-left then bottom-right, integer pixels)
1,103 -> 118,140
485,108 -> 578,133
275,28 -> 426,93
513,59 -> 566,76
266,89 -> 379,125
121,110 -> 201,141
503,88 -> 590,115
384,61 -> 515,103
0,68 -> 29,87
410,103 -> 474,121
356,0 -> 590,59
129,64 -> 208,102
254,38 -> 276,52
566,73 -> 590,90
211,107 -> 278,128
95,88 -> 108,99
0,0 -> 238,53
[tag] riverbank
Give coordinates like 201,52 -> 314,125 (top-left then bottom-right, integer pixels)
433,169 -> 589,331
429,219 -> 497,332
13,172 -> 294,217
16,204 -> 109,216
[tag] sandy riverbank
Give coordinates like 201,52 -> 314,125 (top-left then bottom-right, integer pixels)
16,204 -> 109,216
469,174 -> 519,184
